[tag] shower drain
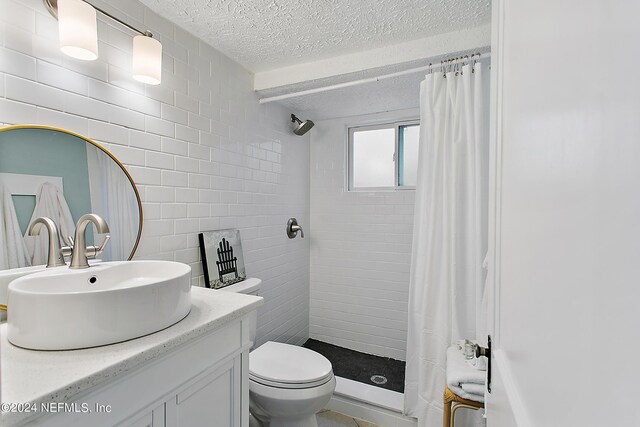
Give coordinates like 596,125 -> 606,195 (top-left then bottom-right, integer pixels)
370,375 -> 388,385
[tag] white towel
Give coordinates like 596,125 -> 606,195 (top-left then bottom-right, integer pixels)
467,355 -> 488,371
449,384 -> 484,403
24,182 -> 75,266
461,382 -> 485,395
0,184 -> 30,269
447,345 -> 486,386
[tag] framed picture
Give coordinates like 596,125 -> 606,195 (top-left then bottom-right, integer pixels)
198,229 -> 247,289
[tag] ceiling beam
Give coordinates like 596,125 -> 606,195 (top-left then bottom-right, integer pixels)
253,24 -> 491,91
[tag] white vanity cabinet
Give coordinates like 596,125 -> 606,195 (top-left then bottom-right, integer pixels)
2,289 -> 262,427
35,320 -> 249,427
124,355 -> 241,427
120,356 -> 244,427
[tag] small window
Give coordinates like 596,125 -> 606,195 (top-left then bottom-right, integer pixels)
348,121 -> 420,190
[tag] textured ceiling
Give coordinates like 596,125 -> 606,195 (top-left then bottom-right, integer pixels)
139,0 -> 491,72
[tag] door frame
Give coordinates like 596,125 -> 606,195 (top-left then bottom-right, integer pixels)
485,0 -> 533,424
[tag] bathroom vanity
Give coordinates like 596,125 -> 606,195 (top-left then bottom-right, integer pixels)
0,125 -> 266,426
0,287 -> 263,427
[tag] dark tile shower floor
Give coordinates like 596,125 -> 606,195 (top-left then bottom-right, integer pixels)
303,339 -> 405,393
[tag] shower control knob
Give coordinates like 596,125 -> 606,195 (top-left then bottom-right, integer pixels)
287,218 -> 304,239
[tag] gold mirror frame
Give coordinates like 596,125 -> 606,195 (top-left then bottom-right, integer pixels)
0,124 -> 143,262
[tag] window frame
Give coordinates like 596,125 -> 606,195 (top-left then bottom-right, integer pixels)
347,119 -> 420,191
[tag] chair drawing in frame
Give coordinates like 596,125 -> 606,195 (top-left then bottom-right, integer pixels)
198,229 -> 247,289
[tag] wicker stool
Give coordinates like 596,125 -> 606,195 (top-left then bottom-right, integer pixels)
443,385 -> 484,427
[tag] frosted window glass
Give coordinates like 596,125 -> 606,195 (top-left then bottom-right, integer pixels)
400,125 -> 420,186
352,128 -> 395,188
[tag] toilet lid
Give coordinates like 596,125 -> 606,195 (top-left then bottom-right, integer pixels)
249,342 -> 333,387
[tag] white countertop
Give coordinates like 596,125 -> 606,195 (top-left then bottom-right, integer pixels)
0,287 -> 263,426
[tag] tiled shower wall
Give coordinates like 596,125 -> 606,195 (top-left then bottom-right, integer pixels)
0,0 -> 310,347
310,109 -> 418,361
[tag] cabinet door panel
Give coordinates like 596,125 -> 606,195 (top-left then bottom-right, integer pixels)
167,358 -> 240,427
121,413 -> 153,427
119,403 -> 164,427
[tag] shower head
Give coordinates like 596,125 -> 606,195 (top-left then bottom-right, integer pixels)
291,114 -> 314,136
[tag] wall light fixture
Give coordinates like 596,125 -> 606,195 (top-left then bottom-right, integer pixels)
43,0 -> 162,85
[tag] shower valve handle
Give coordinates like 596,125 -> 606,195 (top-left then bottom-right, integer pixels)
287,218 -> 304,239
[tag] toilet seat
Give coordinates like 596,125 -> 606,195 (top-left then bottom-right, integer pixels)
249,373 -> 333,389
249,341 -> 333,389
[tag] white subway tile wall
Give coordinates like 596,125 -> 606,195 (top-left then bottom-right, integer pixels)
310,109 -> 419,360
0,0 -> 310,347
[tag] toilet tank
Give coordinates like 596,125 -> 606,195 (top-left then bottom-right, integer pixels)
217,278 -> 261,347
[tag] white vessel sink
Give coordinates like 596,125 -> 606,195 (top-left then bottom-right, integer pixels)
7,260 -> 192,350
0,265 -> 49,322
0,265 -> 48,308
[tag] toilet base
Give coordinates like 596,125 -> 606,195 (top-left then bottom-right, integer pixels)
249,374 -> 335,427
249,413 -> 262,427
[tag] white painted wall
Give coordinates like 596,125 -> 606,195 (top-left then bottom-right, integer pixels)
0,0 -> 310,347
310,108 -> 419,360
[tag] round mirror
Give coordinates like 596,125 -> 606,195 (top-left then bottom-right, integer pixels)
0,125 -> 142,271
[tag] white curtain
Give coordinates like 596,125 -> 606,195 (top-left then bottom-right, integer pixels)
87,147 -> 138,261
404,63 -> 488,426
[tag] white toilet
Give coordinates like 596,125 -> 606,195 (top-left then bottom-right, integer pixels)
220,278 -> 336,427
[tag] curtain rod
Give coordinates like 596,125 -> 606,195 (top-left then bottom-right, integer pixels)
258,52 -> 491,104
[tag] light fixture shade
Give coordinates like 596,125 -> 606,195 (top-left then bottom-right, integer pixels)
58,0 -> 98,61
132,35 -> 162,85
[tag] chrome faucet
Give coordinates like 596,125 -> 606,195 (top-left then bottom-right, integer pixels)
69,214 -> 111,269
28,217 -> 66,268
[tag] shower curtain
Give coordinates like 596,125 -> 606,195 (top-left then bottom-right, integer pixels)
404,63 -> 488,427
87,146 -> 138,261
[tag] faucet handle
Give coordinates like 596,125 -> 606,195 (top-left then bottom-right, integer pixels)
60,236 -> 74,258
96,234 -> 110,255
62,234 -> 109,260
61,246 -> 72,258
85,234 -> 111,258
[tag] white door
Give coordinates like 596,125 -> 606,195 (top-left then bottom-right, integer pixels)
487,1 -> 640,426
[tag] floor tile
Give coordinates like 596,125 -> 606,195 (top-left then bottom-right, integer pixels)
316,409 -> 382,427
